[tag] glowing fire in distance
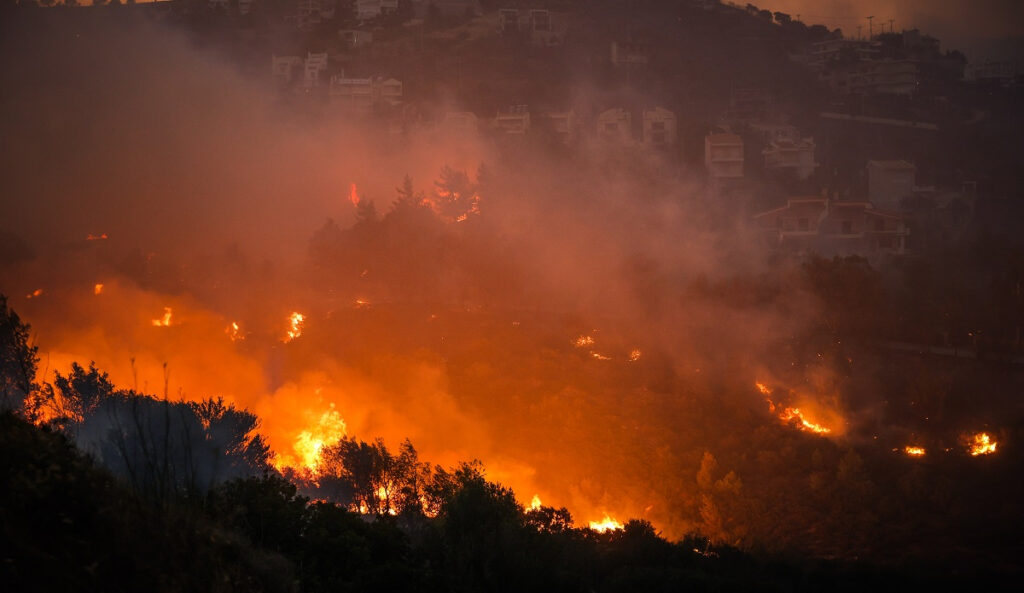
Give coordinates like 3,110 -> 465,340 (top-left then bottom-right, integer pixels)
272,408 -> 347,472
766,399 -> 831,434
588,514 -> 624,533
904,446 -> 926,457
968,432 -> 997,456
94,283 -> 104,295
226,321 -> 243,342
151,307 -> 173,327
283,312 -> 305,342
529,494 -> 542,511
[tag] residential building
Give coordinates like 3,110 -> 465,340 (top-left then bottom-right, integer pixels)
357,0 -> 398,21
704,133 -> 744,179
641,107 -> 677,148
339,30 -> 374,49
497,8 -> 567,46
749,122 -> 800,145
271,55 -> 303,86
494,105 -> 531,135
868,160 -> 916,210
754,196 -> 908,255
304,52 -> 329,88
965,61 -> 1018,83
295,0 -> 336,29
596,108 -> 632,144
821,59 -> 918,96
545,110 -> 578,144
329,76 -> 403,108
763,137 -> 816,180
442,112 -> 480,135
611,41 -> 649,67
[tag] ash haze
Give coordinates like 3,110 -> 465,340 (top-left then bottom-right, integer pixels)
764,0 -> 1024,58
2,2 -> 1023,590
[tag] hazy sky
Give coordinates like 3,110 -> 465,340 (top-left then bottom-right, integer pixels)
762,0 -> 1024,58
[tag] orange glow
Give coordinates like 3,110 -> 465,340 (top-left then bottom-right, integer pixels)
283,312 -> 305,342
354,299 -> 371,308
767,399 -> 831,434
590,352 -> 612,361
25,289 -> 43,299
151,307 -> 173,327
86,233 -> 108,240
755,381 -> 771,395
93,283 -> 104,295
529,494 -> 542,511
574,335 -> 595,348
588,514 -> 624,533
904,446 -> 926,457
349,183 -> 360,207
272,407 -> 347,473
226,321 -> 243,342
628,349 -> 642,361
968,432 -> 997,456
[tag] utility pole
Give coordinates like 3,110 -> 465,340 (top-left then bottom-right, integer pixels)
888,19 -> 895,34
866,15 -> 874,39
857,24 -> 862,40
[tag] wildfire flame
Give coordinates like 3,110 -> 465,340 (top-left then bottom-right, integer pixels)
629,349 -> 642,362
904,446 -> 926,457
588,514 -> 624,533
273,408 -> 347,473
968,432 -> 997,456
755,382 -> 771,395
86,233 -> 108,240
590,352 -> 612,361
529,494 -> 542,511
94,283 -> 104,295
283,312 -> 305,342
226,321 -> 243,342
349,183 -> 360,207
574,335 -> 595,348
25,289 -> 43,299
767,399 -> 831,434
151,307 -> 173,327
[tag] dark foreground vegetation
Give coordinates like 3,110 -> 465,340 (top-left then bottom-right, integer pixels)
4,410 -> 1005,593
1,295 -> 1020,591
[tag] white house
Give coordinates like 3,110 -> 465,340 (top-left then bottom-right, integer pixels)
304,52 -> 329,88
497,8 -> 566,46
442,112 -> 480,135
642,107 -> 677,148
329,76 -> 403,108
755,197 -> 908,256
339,30 -> 374,49
868,160 -> 916,210
763,137 -> 816,180
494,105 -> 531,135
357,0 -> 399,21
596,108 -> 632,144
545,110 -> 578,144
705,133 -> 744,179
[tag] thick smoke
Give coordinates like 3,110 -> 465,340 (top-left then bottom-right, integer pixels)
2,12 -> 845,539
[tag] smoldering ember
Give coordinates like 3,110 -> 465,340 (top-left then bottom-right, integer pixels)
2,1 -> 1023,591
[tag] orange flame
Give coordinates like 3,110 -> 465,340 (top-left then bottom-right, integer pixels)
283,312 -> 305,342
904,446 -> 926,457
588,514 -> 624,533
574,335 -> 595,348
226,321 -> 243,342
349,183 -> 360,207
629,349 -> 642,362
529,494 -> 542,511
93,283 -> 104,295
968,432 -> 997,456
151,307 -> 173,327
755,382 -> 771,395
25,289 -> 43,299
86,233 -> 108,240
767,399 -> 831,434
272,407 -> 347,473
590,352 -> 612,361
